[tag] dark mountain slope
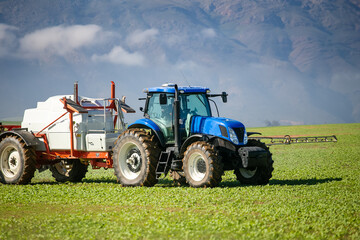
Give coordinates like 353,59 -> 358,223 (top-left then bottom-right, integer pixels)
0,0 -> 359,125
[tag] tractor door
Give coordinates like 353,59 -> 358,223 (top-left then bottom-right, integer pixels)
146,93 -> 175,143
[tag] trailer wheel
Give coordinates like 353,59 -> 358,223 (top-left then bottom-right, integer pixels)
183,141 -> 223,188
234,139 -> 274,185
170,170 -> 188,186
0,136 -> 36,184
112,129 -> 160,187
50,159 -> 88,182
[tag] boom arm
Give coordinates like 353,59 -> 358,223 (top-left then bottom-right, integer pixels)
249,135 -> 337,146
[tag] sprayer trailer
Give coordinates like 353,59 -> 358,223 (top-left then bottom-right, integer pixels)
0,82 -> 135,184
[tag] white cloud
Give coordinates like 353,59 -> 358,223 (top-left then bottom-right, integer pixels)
126,28 -> 159,46
19,25 -> 102,58
163,33 -> 188,47
0,24 -> 18,57
201,28 -> 216,38
92,46 -> 145,66
175,60 -> 198,70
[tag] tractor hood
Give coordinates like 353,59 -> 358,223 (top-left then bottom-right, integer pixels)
190,116 -> 248,146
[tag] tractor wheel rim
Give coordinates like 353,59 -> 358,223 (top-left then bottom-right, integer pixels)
188,152 -> 206,182
119,142 -> 142,180
239,168 -> 257,178
0,146 -> 20,178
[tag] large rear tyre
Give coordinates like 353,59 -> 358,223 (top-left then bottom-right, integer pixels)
112,129 -> 160,187
50,159 -> 88,182
170,170 -> 188,186
234,139 -> 274,185
0,136 -> 36,184
183,141 -> 223,188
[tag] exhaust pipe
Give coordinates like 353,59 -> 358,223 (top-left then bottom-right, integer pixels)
74,81 -> 79,104
111,81 -> 115,99
174,84 -> 181,157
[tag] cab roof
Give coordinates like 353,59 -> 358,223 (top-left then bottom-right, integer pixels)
145,84 -> 210,94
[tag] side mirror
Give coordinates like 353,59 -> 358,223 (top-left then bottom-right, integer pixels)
159,93 -> 167,105
222,92 -> 228,103
139,107 -> 144,112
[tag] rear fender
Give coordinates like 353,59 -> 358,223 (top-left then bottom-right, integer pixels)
128,119 -> 166,147
0,130 -> 40,147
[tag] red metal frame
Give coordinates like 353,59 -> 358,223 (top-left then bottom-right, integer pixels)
0,125 -> 21,131
31,82 -> 120,169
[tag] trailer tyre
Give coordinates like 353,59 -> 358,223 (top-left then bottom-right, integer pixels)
234,139 -> 274,185
50,159 -> 88,182
112,129 -> 160,187
183,141 -> 223,188
0,136 -> 36,184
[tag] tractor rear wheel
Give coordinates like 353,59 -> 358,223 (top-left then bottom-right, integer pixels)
112,129 -> 160,187
50,159 -> 88,182
234,139 -> 274,185
183,141 -> 223,188
0,136 -> 36,184
170,170 -> 188,186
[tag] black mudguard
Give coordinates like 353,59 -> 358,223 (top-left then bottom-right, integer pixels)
0,130 -> 40,147
238,146 -> 269,168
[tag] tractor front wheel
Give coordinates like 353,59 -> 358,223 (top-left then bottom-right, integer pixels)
0,136 -> 36,184
234,139 -> 274,185
50,159 -> 88,182
112,129 -> 160,187
183,141 -> 223,188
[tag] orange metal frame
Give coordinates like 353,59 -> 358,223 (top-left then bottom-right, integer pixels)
0,124 -> 21,132
33,82 -> 120,169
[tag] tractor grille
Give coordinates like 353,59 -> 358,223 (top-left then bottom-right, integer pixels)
219,125 -> 228,138
233,127 -> 245,143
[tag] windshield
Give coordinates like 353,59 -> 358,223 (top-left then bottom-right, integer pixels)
179,93 -> 211,118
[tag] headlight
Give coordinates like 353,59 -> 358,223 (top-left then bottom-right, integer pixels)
243,129 -> 248,145
229,128 -> 240,145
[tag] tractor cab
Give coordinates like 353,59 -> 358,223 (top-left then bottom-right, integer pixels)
143,84 -> 212,144
132,83 -> 247,150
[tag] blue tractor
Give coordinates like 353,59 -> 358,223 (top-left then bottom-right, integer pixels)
112,84 -> 273,187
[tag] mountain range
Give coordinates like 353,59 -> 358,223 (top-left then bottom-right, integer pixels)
0,0 -> 359,126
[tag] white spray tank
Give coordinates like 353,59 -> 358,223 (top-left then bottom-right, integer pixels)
21,82 -> 131,152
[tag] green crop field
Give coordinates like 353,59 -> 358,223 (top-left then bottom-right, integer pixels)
0,123 -> 359,239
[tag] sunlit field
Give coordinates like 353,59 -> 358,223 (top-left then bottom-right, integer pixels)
1,123 -> 359,239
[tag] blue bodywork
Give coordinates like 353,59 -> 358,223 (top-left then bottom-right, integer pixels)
191,116 -> 247,146
145,86 -> 209,94
128,116 -> 247,146
130,118 -> 163,133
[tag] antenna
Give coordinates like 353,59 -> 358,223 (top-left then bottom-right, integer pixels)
180,70 -> 191,87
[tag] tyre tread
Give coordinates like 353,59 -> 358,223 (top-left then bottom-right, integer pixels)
0,136 -> 36,184
113,128 -> 160,187
183,141 -> 223,188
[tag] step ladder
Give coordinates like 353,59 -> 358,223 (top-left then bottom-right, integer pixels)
155,151 -> 173,179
